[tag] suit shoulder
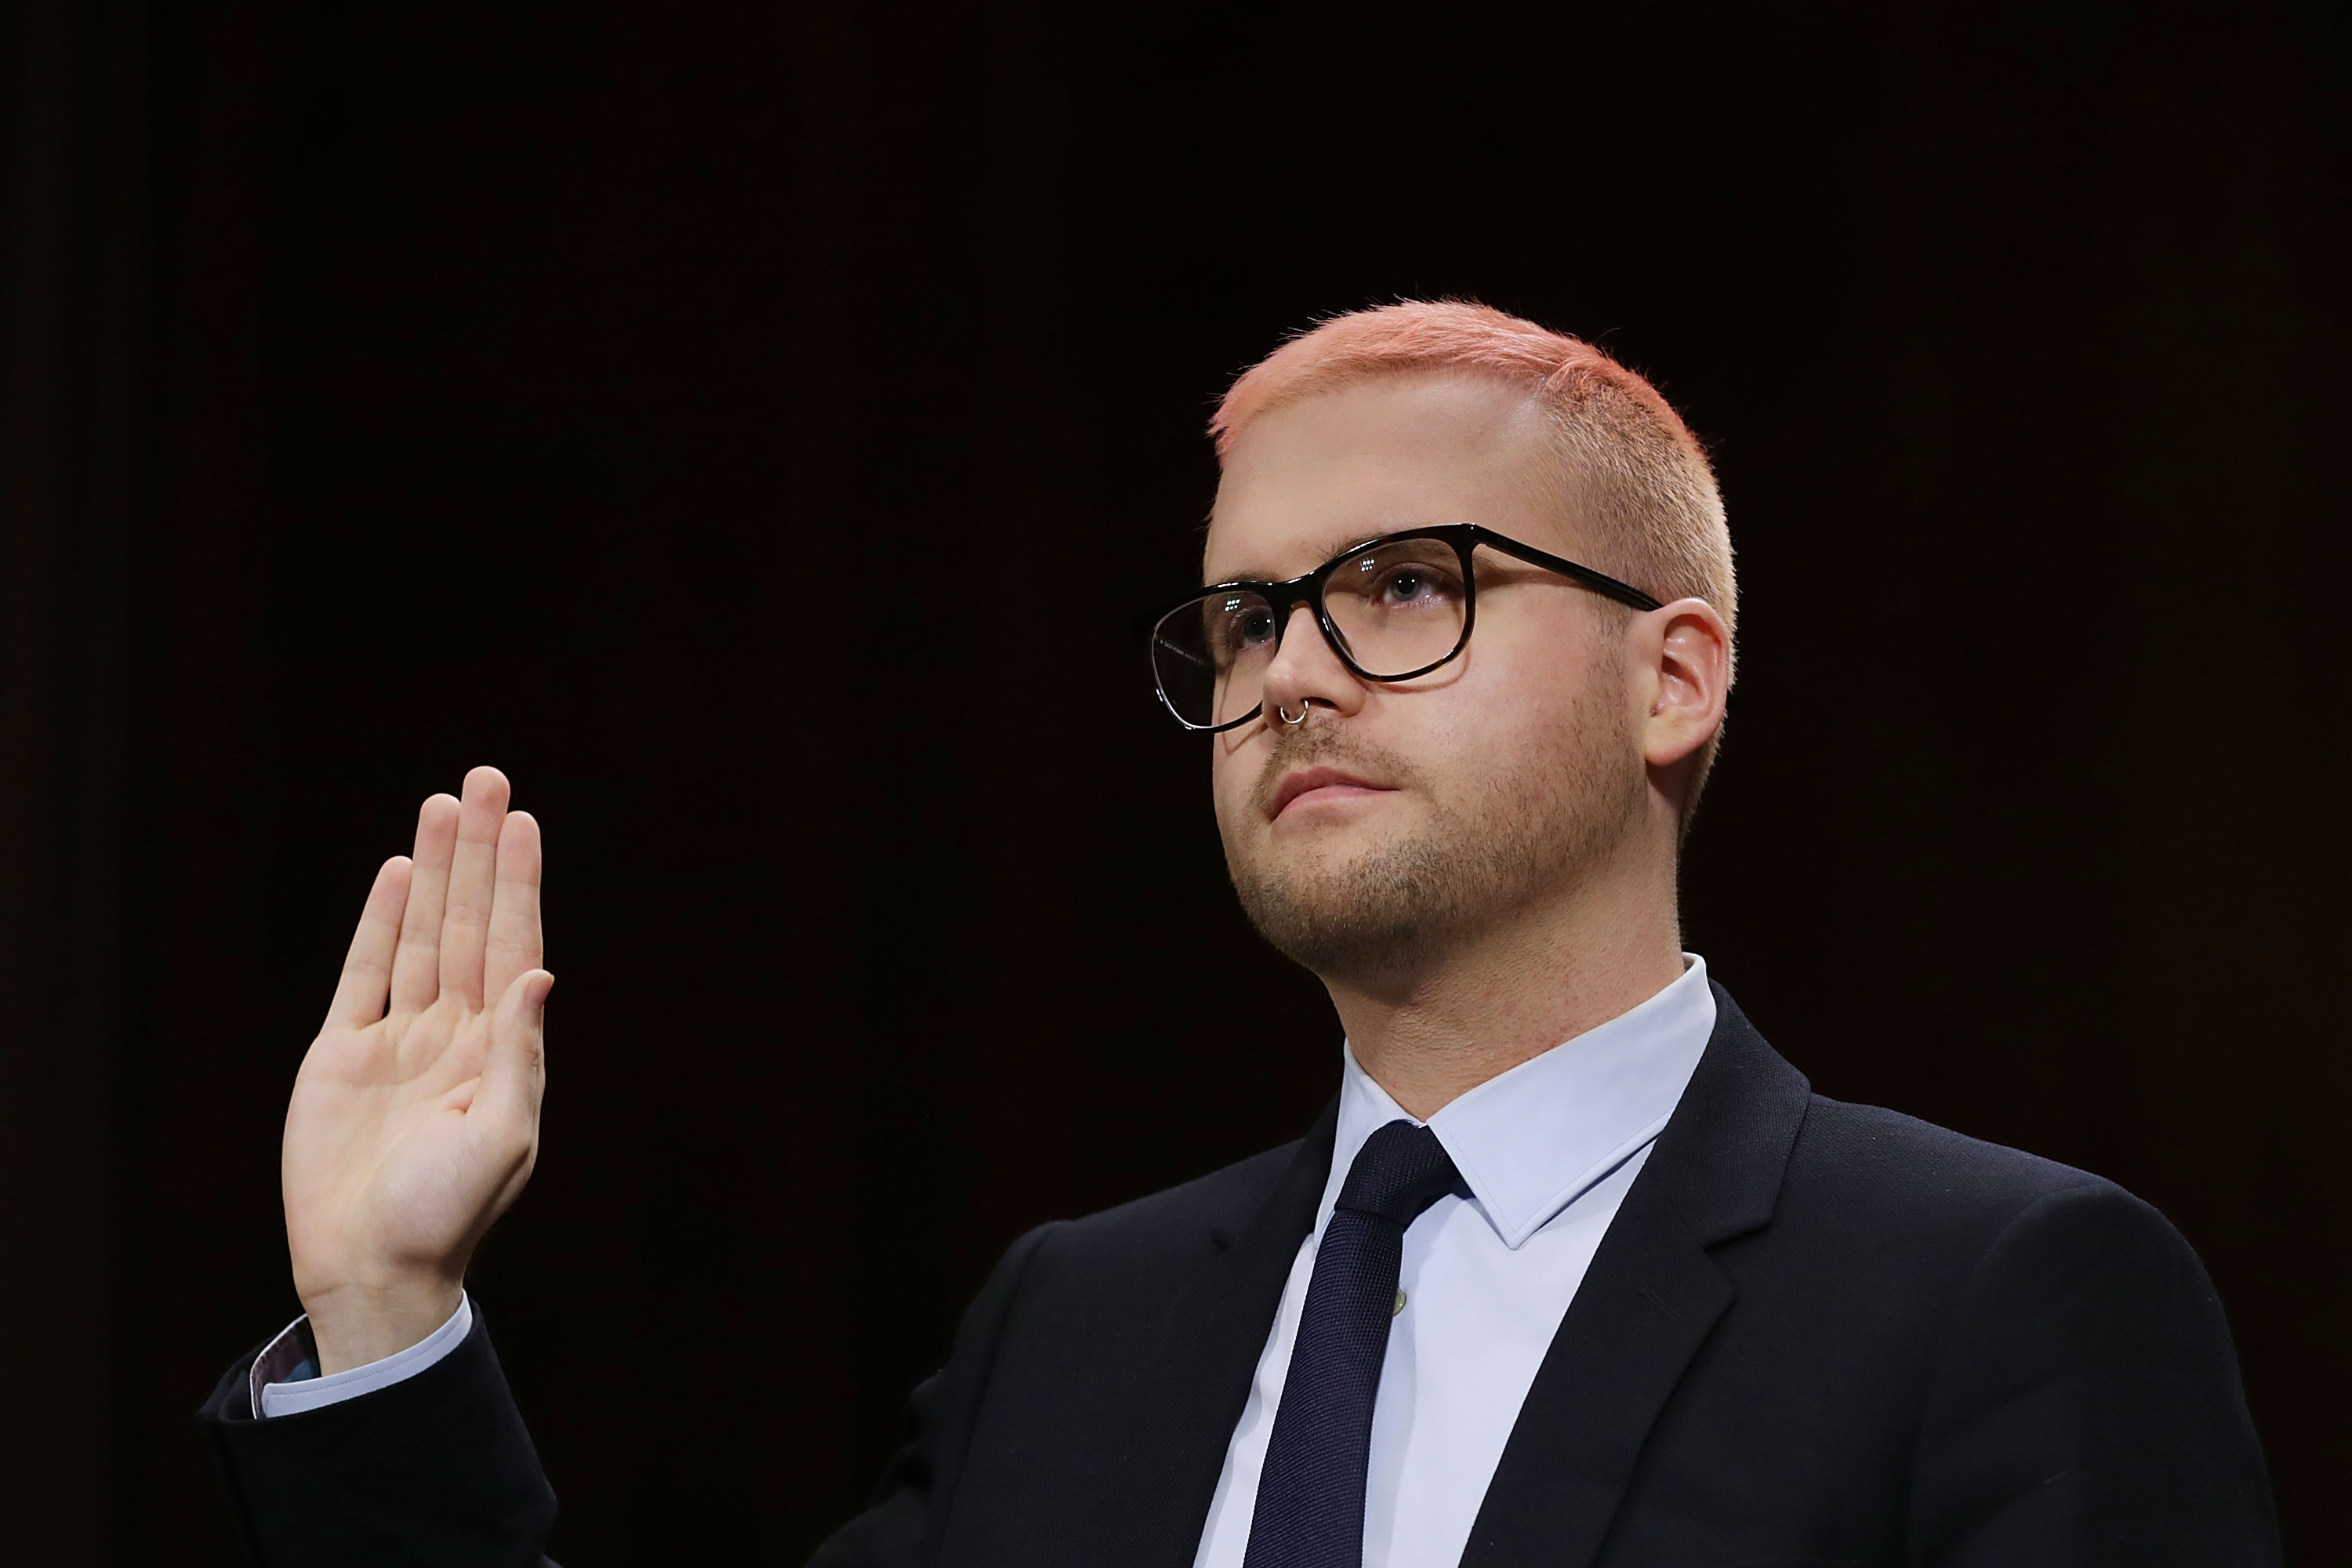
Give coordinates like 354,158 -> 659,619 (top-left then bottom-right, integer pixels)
1061,1138 -> 1306,1246
1786,1094 -> 2122,1227
1741,1095 -> 2212,1319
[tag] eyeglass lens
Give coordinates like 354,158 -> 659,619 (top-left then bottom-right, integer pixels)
1152,537 -> 1470,728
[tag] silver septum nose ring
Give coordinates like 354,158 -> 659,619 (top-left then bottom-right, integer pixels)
1276,704 -> 1309,726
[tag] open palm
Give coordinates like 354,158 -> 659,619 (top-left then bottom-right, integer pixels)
282,766 -> 550,1373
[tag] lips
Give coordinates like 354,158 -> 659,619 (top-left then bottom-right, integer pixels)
1270,765 -> 1393,819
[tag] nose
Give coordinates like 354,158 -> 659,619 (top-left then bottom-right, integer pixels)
1258,602 -> 1367,731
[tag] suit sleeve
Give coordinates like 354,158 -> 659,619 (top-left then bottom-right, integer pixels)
807,1221 -> 1062,1567
196,1225 -> 1058,1568
1907,1181 -> 2281,1567
196,1303 -> 558,1567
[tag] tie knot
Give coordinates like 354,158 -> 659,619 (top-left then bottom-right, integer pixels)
1333,1120 -> 1461,1229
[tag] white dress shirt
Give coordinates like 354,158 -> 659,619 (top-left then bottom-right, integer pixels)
249,1290 -> 475,1417
1192,956 -> 1715,1568
260,958 -> 1716,1568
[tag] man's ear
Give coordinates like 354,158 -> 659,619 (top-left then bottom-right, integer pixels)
1639,598 -> 1731,772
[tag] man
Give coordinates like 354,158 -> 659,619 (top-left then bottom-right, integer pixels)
198,302 -> 2278,1565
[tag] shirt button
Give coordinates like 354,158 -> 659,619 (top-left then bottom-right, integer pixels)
1393,1289 -> 1407,1317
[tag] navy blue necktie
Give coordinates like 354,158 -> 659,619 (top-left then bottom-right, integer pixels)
1243,1120 -> 1462,1568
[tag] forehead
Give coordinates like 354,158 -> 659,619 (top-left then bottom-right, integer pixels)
1203,374 -> 1566,583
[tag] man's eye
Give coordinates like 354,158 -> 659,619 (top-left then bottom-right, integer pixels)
1381,568 -> 1454,604
1224,608 -> 1275,649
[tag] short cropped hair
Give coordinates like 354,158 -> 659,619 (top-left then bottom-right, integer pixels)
1210,299 -> 1736,822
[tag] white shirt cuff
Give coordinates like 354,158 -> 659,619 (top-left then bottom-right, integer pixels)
251,1292 -> 474,1418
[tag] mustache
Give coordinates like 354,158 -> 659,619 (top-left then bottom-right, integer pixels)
1248,724 -> 1419,818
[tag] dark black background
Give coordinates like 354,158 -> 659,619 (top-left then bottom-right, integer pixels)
5,0 -> 2347,1560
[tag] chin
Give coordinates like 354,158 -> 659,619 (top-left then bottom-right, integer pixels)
1257,819 -> 1395,880
1229,830 -> 1457,974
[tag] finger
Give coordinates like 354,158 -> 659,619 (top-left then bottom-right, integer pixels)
390,793 -> 460,1014
323,856 -> 413,1030
440,766 -> 511,1010
476,967 -> 553,1142
482,810 -> 544,1009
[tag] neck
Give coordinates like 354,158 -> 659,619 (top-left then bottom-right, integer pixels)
1323,855 -> 1686,1121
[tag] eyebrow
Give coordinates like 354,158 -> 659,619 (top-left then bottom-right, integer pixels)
1203,528 -> 1415,587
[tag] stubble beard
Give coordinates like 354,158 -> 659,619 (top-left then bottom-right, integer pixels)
1225,684 -> 1646,985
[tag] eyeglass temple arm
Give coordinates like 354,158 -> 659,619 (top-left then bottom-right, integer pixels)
1470,528 -> 1664,612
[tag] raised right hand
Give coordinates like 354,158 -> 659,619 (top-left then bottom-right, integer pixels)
281,765 -> 550,1374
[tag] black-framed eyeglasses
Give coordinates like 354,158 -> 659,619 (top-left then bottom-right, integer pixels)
1149,523 -> 1661,733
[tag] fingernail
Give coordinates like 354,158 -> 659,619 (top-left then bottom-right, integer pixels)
529,972 -> 555,1009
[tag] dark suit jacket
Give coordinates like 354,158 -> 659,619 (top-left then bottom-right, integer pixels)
198,985 -> 2280,1566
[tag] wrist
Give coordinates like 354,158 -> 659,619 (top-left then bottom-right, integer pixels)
299,1276 -> 465,1375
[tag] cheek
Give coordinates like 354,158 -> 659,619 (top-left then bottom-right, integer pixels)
1209,744 -> 1255,840
1421,624 -> 1618,779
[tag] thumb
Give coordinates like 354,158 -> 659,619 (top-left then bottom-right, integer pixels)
479,967 -> 553,1131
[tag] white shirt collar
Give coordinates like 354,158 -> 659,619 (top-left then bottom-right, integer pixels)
1323,954 -> 1717,1250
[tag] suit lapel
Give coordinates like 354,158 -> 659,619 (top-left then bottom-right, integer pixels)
1108,1100 -> 1338,1568
1459,985 -> 1812,1568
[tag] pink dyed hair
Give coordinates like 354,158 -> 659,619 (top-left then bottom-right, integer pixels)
1210,299 -> 1738,818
